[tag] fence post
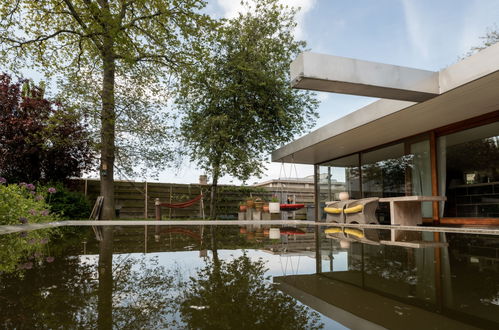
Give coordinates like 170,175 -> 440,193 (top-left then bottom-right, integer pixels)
155,198 -> 161,220
144,181 -> 148,219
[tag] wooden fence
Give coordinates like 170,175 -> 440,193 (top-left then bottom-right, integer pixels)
68,179 -> 317,220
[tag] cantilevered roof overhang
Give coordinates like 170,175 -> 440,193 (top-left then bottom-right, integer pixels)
291,52 -> 439,102
272,43 -> 499,164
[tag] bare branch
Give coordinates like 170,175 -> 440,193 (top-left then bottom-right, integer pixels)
1,29 -> 83,46
62,0 -> 104,51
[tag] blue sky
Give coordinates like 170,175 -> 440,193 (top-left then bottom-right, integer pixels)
8,1 -> 498,184
162,0 -> 499,185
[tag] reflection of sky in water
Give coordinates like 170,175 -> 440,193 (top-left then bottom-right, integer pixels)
79,249 -> 348,278
79,249 -> 348,329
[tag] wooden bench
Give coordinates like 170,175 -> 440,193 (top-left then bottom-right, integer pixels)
379,196 -> 447,226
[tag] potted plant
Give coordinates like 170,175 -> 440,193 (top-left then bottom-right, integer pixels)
254,197 -> 264,211
269,195 -> 280,213
246,196 -> 255,208
262,203 -> 269,213
239,202 -> 247,212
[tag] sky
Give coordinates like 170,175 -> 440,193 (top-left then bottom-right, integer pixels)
7,0 -> 499,185
156,0 -> 499,185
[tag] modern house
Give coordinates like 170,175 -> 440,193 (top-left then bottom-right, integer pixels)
272,43 -> 499,226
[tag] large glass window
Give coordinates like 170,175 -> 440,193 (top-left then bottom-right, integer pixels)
361,143 -> 407,198
438,122 -> 499,218
318,154 -> 360,220
318,138 -> 432,222
361,140 -> 432,221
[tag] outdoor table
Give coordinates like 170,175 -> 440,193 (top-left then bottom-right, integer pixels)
379,196 -> 447,226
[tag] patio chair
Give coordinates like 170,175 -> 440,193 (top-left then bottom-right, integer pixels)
344,197 -> 379,224
323,200 -> 350,223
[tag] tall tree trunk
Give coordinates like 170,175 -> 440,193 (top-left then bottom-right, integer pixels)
209,165 -> 220,219
100,38 -> 116,220
210,226 -> 219,266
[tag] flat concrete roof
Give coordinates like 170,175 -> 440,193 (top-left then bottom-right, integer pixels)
291,52 -> 439,102
273,43 -> 499,164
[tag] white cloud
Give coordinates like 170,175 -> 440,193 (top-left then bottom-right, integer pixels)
216,0 -> 316,39
401,0 -> 429,59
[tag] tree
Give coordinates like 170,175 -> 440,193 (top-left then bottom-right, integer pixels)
464,25 -> 499,57
0,74 -> 93,183
0,0 -> 214,219
175,0 -> 319,218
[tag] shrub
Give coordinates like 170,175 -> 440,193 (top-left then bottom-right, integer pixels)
0,182 -> 57,225
0,180 -> 59,273
42,183 -> 91,220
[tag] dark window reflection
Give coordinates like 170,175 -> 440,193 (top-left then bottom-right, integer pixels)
439,122 -> 499,218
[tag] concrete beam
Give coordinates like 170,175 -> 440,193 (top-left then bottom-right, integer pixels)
291,52 -> 439,102
440,42 -> 499,92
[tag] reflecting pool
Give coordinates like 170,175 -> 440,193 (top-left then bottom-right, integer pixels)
1,223 -> 498,329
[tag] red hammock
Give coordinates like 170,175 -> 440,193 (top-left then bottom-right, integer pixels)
159,194 -> 203,209
280,227 -> 305,235
280,203 -> 305,211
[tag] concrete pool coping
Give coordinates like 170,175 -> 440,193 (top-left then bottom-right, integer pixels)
1,220 -> 499,236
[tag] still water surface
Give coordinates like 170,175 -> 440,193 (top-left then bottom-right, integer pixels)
0,224 -> 498,329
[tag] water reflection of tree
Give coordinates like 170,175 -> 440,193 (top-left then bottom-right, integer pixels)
180,252 -> 324,330
447,138 -> 499,182
0,227 -> 179,329
361,156 -> 413,197
90,226 -> 180,329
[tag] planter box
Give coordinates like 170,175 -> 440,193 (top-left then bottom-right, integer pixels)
269,202 -> 280,213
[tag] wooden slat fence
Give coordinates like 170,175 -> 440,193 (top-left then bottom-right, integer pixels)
68,179 -> 323,220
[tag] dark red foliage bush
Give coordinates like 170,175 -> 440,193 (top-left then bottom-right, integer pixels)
0,73 -> 94,182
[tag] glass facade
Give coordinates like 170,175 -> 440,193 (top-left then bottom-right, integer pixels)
319,137 -> 432,223
361,143 -> 407,198
318,154 -> 360,221
438,122 -> 499,218
317,119 -> 499,221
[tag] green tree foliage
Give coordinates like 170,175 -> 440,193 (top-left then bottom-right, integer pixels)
180,253 -> 323,329
0,0 -> 214,219
175,0 -> 319,217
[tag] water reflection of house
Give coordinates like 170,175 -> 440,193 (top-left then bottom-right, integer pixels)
262,231 -> 337,261
273,44 -> 499,226
275,227 -> 499,329
253,174 -> 345,192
